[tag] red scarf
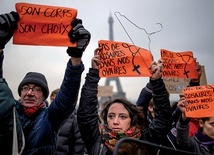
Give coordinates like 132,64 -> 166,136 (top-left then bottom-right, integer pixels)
23,102 -> 45,117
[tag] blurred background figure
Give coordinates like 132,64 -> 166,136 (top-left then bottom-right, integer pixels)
50,88 -> 87,155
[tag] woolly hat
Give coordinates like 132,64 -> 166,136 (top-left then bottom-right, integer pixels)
18,72 -> 49,100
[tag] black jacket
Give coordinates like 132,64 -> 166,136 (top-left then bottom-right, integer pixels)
55,111 -> 86,155
77,68 -> 172,155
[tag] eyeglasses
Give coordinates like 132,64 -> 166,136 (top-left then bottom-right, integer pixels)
21,85 -> 42,93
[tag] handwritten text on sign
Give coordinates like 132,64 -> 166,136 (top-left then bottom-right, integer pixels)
160,49 -> 198,78
163,77 -> 190,94
13,3 -> 77,46
182,84 -> 214,118
98,40 -> 153,77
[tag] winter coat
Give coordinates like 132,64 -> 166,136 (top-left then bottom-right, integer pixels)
0,51 -> 24,155
136,82 -> 153,107
77,68 -> 172,155
1,49 -> 84,155
162,80 -> 201,150
55,111 -> 86,155
0,51 -> 3,77
136,80 -> 180,150
0,78 -> 25,155
136,82 -> 153,127
176,117 -> 213,155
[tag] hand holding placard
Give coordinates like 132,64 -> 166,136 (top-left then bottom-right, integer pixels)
98,40 -> 153,77
67,18 -> 91,57
0,11 -> 20,49
160,49 -> 198,78
182,84 -> 214,118
13,2 -> 78,47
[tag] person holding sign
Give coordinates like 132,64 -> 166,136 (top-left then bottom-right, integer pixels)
136,59 -> 204,151
0,11 -> 24,155
158,64 -> 203,154
77,48 -> 172,154
0,10 -> 91,155
176,94 -> 214,155
187,62 -> 202,137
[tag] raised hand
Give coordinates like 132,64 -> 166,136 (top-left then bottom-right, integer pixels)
0,11 -> 20,49
177,94 -> 188,120
91,47 -> 101,69
191,60 -> 202,83
150,59 -> 163,80
67,18 -> 91,58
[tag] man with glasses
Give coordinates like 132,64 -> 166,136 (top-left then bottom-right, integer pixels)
0,11 -> 90,155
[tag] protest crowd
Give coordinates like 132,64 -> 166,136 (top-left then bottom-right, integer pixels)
0,3 -> 213,155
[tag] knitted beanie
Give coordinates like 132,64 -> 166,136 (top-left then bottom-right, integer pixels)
18,72 -> 49,100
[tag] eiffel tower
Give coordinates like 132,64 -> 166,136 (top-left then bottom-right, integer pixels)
99,13 -> 126,104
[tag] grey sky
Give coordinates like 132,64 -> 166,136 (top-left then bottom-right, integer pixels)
1,0 -> 214,103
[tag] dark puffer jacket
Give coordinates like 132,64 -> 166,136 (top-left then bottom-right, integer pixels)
55,111 -> 86,155
17,61 -> 84,155
77,68 -> 172,155
1,50 -> 84,155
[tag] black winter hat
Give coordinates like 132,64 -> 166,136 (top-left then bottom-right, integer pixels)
18,72 -> 49,100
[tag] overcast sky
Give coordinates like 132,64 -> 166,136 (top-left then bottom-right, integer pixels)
1,0 -> 214,103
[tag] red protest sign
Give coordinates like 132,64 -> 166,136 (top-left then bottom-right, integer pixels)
13,2 -> 77,46
182,84 -> 214,118
160,49 -> 198,78
98,40 -> 153,77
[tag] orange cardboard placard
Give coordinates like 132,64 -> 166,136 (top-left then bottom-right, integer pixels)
98,40 -> 153,77
182,84 -> 214,118
160,49 -> 198,78
13,2 -> 77,46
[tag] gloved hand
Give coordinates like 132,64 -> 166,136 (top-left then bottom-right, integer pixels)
0,11 -> 20,49
67,18 -> 91,58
